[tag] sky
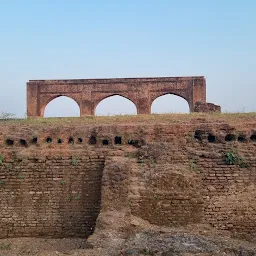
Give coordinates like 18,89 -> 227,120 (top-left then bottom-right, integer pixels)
0,0 -> 256,117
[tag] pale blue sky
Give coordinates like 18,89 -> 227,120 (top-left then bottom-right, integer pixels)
0,0 -> 255,117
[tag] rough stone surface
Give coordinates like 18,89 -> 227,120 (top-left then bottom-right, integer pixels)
194,101 -> 221,112
26,76 -> 220,117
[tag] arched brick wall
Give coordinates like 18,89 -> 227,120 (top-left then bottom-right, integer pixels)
27,77 -> 220,117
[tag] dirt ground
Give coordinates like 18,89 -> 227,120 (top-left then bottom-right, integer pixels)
1,225 -> 256,256
0,237 -> 93,256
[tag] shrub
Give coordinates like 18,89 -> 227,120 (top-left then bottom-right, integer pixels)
224,151 -> 249,168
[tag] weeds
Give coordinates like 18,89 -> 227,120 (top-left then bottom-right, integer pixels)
71,157 -> 77,166
0,155 -> 4,165
3,113 -> 256,126
224,151 -> 249,168
189,159 -> 197,171
67,195 -> 81,201
124,152 -> 137,158
4,163 -> 11,169
140,248 -> 154,255
0,243 -> 11,250
225,152 -> 236,165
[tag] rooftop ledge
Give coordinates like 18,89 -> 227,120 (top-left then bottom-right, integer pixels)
28,76 -> 205,84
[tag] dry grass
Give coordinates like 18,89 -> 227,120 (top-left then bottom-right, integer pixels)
0,112 -> 256,126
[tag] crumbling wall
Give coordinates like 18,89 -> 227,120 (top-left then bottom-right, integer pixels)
0,116 -> 255,240
194,101 -> 221,112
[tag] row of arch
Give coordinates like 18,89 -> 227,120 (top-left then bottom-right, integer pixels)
44,94 -> 190,117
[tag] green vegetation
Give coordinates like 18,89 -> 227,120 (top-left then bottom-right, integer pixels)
0,243 -> 11,250
0,180 -> 4,185
71,157 -> 77,166
0,155 -> 4,165
224,151 -> 249,168
60,180 -> 65,185
140,248 -> 154,255
66,194 -> 81,201
124,152 -> 137,158
225,151 -> 236,165
153,194 -> 158,201
5,163 -> 11,169
189,159 -> 198,171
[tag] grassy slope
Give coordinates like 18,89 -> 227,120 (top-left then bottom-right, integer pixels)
0,112 -> 255,126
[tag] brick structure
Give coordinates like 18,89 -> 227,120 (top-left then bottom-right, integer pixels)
0,115 -> 255,239
27,76 -> 220,117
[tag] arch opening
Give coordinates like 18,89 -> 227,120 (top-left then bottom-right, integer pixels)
238,135 -> 247,142
95,95 -> 137,116
250,134 -> 256,142
151,94 -> 190,114
225,134 -> 236,142
102,139 -> 109,145
6,139 -> 14,146
89,135 -> 97,145
31,137 -> 38,144
44,96 -> 80,118
208,134 -> 216,143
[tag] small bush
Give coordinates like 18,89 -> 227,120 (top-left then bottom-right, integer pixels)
0,111 -> 16,120
224,151 -> 249,168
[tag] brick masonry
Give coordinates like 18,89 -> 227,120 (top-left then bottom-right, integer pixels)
0,116 -> 255,239
26,76 -> 221,117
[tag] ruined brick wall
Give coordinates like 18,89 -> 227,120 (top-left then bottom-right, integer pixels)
27,76 -> 216,117
194,101 -> 221,112
0,150 -> 105,238
0,115 -> 255,239
191,136 -> 256,237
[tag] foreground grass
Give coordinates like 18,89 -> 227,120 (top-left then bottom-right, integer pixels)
0,112 -> 255,126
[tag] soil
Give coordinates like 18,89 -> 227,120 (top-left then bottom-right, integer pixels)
1,224 -> 256,256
